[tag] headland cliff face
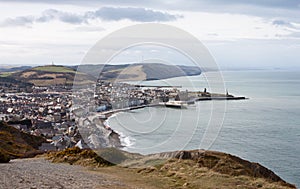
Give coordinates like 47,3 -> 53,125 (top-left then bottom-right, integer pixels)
151,150 -> 295,187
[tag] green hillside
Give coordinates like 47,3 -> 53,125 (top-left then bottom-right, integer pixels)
2,64 -> 201,86
11,65 -> 96,86
32,65 -> 76,73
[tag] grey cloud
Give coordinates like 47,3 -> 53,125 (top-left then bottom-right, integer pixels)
0,16 -> 34,27
0,7 -> 180,27
91,7 -> 178,22
1,0 -> 300,26
272,20 -> 300,39
82,1 -> 300,24
272,20 -> 290,26
0,9 -> 86,27
272,20 -> 293,27
37,9 -> 86,24
272,20 -> 300,30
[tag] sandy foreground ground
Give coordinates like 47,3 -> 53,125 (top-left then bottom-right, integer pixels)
0,158 -> 150,189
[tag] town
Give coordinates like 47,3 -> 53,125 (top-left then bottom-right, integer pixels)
0,78 -> 244,151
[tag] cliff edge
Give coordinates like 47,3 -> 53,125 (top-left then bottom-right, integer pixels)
47,147 -> 296,188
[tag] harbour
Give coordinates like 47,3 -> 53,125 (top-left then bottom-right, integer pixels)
106,71 -> 300,186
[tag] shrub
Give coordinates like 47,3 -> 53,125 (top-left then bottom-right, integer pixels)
0,150 -> 10,163
47,147 -> 114,167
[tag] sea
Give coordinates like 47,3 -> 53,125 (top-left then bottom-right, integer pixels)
107,70 -> 300,186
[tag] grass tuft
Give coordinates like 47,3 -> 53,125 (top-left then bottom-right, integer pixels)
47,147 -> 114,167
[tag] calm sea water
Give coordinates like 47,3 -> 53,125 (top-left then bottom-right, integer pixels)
108,70 -> 300,186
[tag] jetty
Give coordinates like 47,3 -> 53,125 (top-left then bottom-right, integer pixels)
195,96 -> 247,101
187,89 -> 248,102
133,84 -> 182,88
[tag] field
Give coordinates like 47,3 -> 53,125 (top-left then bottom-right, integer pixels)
0,72 -> 13,77
32,65 -> 76,73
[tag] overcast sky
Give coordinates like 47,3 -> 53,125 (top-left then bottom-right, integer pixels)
0,0 -> 299,69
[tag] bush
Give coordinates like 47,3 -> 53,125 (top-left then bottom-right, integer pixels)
0,150 -> 10,163
47,147 -> 114,167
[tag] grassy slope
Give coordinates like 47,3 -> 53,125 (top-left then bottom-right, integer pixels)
47,147 -> 296,189
136,159 -> 295,189
5,64 -> 201,86
0,72 -> 13,77
0,122 -> 46,158
32,65 -> 76,73
0,66 -> 32,78
10,65 -> 96,86
77,63 -> 201,81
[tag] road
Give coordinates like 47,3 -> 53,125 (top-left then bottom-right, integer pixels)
0,158 -> 138,189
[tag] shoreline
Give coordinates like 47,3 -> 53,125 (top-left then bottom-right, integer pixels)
97,104 -> 161,148
96,94 -> 248,148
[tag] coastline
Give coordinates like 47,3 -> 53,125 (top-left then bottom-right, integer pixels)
96,93 -> 248,149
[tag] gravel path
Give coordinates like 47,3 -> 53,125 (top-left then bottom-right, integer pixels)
0,158 -> 134,189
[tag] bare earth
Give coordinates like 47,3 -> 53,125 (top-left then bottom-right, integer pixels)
115,65 -> 147,82
0,158 -> 146,189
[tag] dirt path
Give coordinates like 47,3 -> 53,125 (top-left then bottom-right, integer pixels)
0,158 -> 147,189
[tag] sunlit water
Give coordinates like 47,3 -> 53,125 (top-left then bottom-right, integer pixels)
108,70 -> 300,186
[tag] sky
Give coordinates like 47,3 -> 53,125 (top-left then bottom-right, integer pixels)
0,0 -> 300,69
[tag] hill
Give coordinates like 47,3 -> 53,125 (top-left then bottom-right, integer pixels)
0,122 -> 46,159
0,66 -> 32,74
11,65 -> 96,86
142,63 -> 201,80
46,147 -> 296,188
1,63 -> 201,86
76,63 -> 201,81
